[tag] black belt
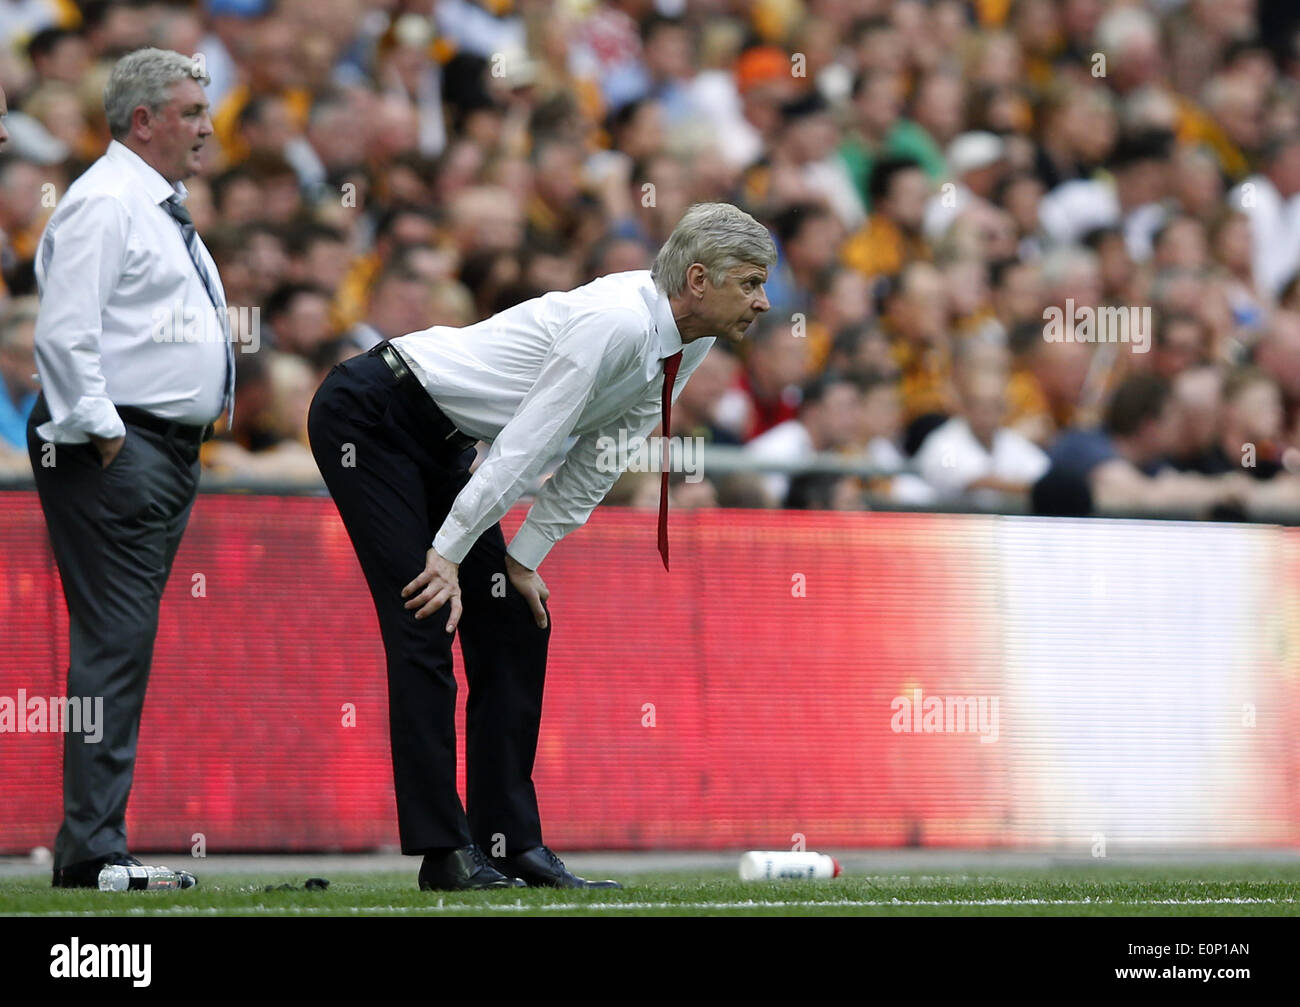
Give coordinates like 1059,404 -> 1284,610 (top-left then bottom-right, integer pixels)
372,342 -> 477,453
117,406 -> 214,446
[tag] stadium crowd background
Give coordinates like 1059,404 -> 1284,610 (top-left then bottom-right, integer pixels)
2,0 -> 1300,519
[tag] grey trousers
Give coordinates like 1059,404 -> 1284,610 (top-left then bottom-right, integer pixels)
26,395 -> 200,869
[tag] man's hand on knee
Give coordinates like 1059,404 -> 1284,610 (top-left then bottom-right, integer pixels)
403,547 -> 462,632
505,553 -> 549,629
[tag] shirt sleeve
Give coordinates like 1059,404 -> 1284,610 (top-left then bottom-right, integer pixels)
506,337 -> 713,569
33,193 -> 131,441
431,307 -> 647,564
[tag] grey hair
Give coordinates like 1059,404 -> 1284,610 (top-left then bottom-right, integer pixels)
652,202 -> 777,297
104,48 -> 210,140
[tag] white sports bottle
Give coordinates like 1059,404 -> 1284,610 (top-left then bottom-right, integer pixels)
98,865 -> 198,891
739,851 -> 842,880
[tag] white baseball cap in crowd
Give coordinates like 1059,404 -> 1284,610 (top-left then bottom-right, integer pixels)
946,131 -> 1006,176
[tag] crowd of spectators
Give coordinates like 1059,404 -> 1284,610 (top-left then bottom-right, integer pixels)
3,0 -> 1300,520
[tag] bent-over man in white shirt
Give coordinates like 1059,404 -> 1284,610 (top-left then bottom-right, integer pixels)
307,202 -> 775,891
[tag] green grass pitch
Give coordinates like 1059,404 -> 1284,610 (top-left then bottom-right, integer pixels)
2,863 -> 1298,917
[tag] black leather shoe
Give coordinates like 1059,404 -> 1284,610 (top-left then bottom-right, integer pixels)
52,853 -> 142,889
491,846 -> 623,889
418,845 -> 526,891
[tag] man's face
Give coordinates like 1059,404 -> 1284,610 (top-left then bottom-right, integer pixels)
1156,320 -> 1204,377
964,372 -> 1008,445
1230,379 -> 1284,443
1139,398 -> 1182,460
855,74 -> 902,135
679,346 -> 737,414
143,77 -> 212,182
817,383 -> 862,449
790,215 -> 843,273
696,263 -> 770,343
282,293 -> 333,353
858,383 -> 902,442
882,168 -> 930,233
371,277 -> 433,338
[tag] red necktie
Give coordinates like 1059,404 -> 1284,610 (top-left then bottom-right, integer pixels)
658,350 -> 683,571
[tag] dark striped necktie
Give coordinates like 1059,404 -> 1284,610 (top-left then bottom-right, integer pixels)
162,194 -> 234,426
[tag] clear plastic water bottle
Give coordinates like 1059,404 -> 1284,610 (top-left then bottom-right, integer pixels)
738,851 -> 842,880
98,864 -> 198,891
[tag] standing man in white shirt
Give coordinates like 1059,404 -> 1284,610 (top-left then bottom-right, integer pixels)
26,48 -> 233,889
308,202 -> 775,890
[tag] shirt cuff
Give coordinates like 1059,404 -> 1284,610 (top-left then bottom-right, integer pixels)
36,396 -> 124,443
432,519 -> 473,565
506,521 -> 556,570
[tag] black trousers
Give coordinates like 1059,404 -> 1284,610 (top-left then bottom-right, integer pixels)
26,394 -> 200,869
307,349 -> 550,855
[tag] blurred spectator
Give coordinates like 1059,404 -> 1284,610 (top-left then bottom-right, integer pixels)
0,159 -> 51,264
0,297 -> 37,472
1227,132 -> 1300,298
668,468 -> 718,510
203,351 -> 320,484
26,27 -> 89,87
669,344 -> 745,446
265,283 -> 335,357
768,202 -> 844,315
765,92 -> 864,231
851,370 -> 935,506
924,131 -> 1008,241
842,156 -> 931,277
825,319 -> 897,380
1035,85 -> 1117,191
0,1 -> 1294,517
1039,129 -> 1173,259
694,44 -> 802,170
839,69 -> 945,212
785,471 -> 863,510
806,265 -> 874,371
743,373 -> 860,505
1152,312 -> 1210,379
344,262 -> 436,351
713,471 -> 774,508
914,367 -> 1050,504
1169,364 -> 1225,471
336,205 -> 439,328
718,314 -> 809,439
880,262 -> 955,424
1039,373 -> 1246,515
1197,367 -> 1289,479
1253,310 -> 1300,434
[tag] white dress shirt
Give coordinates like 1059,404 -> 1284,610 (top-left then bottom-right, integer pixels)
392,270 -> 712,569
33,139 -> 230,443
914,417 -> 1049,502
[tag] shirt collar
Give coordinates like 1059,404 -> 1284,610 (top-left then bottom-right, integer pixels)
107,139 -> 188,206
649,277 -> 684,358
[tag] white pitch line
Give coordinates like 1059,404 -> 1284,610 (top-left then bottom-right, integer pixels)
6,896 -> 1294,916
